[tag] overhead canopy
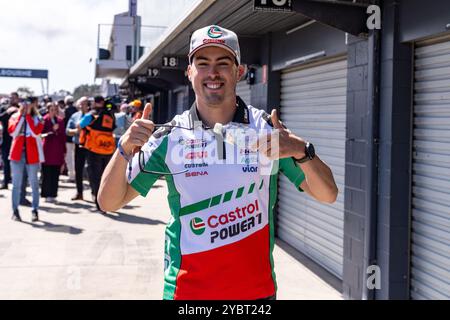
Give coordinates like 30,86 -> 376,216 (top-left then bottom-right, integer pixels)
126,0 -> 371,85
129,0 -> 311,76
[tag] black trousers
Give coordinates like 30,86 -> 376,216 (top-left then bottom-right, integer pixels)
87,151 -> 112,210
41,165 -> 61,198
1,144 -> 11,186
74,145 -> 88,195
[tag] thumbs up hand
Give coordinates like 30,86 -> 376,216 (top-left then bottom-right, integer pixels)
120,102 -> 155,156
253,109 -> 307,161
270,108 -> 284,130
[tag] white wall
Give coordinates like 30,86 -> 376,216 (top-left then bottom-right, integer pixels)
111,13 -> 136,61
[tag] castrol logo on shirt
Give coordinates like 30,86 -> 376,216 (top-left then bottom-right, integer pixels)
181,198 -> 268,255
190,218 -> 206,236
207,199 -> 263,244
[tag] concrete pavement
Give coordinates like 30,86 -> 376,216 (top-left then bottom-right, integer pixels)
0,176 -> 342,300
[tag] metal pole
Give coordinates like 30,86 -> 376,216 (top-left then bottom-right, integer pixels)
362,0 -> 381,301
40,79 -> 45,96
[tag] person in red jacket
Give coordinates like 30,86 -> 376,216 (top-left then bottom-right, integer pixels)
41,102 -> 66,202
8,97 -> 44,222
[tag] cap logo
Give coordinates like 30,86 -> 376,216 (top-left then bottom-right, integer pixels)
208,26 -> 223,39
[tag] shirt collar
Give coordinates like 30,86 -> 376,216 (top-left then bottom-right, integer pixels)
188,96 -> 250,129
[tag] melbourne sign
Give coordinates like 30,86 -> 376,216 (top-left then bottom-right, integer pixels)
0,68 -> 48,79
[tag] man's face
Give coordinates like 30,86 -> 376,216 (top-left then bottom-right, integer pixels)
80,101 -> 89,113
94,101 -> 104,110
48,105 -> 58,117
188,46 -> 244,107
10,94 -> 19,105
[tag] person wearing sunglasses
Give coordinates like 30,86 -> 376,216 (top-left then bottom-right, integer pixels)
98,25 -> 338,300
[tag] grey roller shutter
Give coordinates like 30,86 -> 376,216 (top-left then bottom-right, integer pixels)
278,57 -> 347,279
176,90 -> 185,115
236,80 -> 251,106
411,39 -> 450,300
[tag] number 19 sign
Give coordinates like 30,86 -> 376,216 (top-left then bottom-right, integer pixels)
253,0 -> 292,13
148,68 -> 160,78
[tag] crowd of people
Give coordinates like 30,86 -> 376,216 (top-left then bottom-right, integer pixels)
0,91 -> 148,222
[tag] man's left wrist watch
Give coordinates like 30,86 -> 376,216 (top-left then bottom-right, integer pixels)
295,142 -> 315,163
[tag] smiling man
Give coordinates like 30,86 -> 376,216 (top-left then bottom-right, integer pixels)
98,25 -> 338,300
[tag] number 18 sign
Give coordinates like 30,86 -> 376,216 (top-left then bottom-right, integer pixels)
162,56 -> 179,68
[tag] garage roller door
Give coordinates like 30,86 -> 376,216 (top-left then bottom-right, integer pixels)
411,38 -> 450,300
278,57 -> 347,279
176,90 -> 185,115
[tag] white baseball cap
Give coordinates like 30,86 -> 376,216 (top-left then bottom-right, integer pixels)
65,95 -> 74,104
76,96 -> 88,107
188,25 -> 241,65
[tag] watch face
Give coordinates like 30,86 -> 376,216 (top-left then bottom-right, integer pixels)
307,143 -> 315,159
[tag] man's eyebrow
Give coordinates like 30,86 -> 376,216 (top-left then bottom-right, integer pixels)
195,55 -> 233,62
217,56 -> 233,62
195,56 -> 209,61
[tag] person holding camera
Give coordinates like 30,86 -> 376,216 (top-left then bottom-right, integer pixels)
8,97 -> 44,222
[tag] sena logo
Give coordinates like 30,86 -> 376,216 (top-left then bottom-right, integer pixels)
185,151 -> 208,160
185,171 -> 208,178
242,166 -> 258,173
190,218 -> 206,236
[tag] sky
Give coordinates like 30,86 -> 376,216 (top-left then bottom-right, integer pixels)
0,0 -> 129,96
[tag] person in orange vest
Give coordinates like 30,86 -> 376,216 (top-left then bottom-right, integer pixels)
78,96 -> 116,212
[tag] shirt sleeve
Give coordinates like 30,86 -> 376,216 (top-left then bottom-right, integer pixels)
127,134 -> 169,197
279,157 -> 305,192
66,113 -> 76,133
79,114 -> 93,128
8,114 -> 22,136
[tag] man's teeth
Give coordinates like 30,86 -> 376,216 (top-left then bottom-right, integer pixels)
206,83 -> 222,89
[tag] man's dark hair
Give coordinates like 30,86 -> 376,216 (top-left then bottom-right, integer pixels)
25,96 -> 38,104
94,95 -> 105,104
